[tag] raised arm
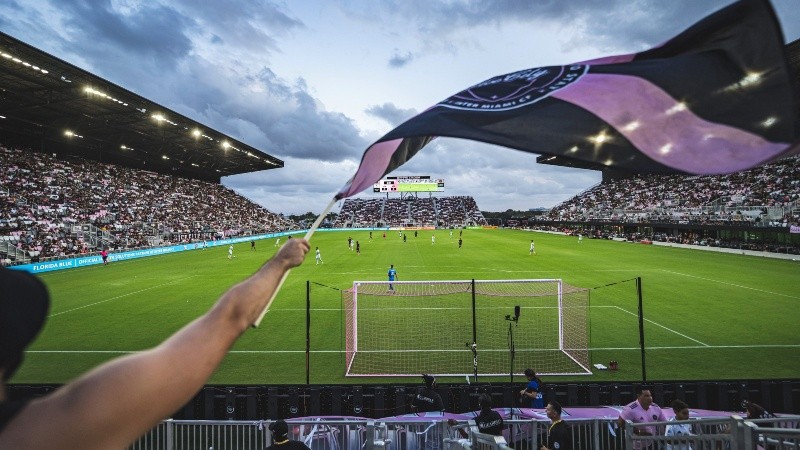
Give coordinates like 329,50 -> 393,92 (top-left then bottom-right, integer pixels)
0,238 -> 309,450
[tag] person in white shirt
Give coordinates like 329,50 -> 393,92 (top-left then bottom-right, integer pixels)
315,247 -> 323,265
664,399 -> 693,450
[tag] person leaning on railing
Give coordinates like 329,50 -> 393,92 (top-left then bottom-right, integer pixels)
0,238 -> 309,450
618,387 -> 667,447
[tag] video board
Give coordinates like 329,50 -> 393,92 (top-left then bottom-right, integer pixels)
373,176 -> 445,193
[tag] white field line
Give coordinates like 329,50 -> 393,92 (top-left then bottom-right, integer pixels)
612,305 -> 709,346
661,270 -> 800,300
328,268 -> 645,276
48,275 -> 197,317
27,344 -> 800,355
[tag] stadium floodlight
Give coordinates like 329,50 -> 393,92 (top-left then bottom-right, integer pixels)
192,129 -> 201,138
222,141 -> 230,149
343,279 -> 591,377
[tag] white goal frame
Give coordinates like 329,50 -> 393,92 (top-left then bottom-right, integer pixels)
343,279 -> 591,377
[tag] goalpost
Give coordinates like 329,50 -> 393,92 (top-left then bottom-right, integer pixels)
342,279 -> 591,377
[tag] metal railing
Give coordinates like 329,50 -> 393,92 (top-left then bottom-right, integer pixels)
625,416 -> 800,450
741,417 -> 800,450
129,415 -> 800,450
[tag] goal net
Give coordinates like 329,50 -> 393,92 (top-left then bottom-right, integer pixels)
342,279 -> 591,377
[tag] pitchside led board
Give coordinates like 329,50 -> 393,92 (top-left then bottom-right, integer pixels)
373,176 -> 445,193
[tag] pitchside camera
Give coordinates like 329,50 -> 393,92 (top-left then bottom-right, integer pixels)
505,305 -> 521,322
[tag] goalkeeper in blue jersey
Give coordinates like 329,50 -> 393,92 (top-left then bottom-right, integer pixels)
387,264 -> 398,291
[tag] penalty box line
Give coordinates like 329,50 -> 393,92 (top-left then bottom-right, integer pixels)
612,305 -> 710,347
661,270 -> 800,300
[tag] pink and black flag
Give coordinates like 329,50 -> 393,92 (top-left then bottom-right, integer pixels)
336,0 -> 799,200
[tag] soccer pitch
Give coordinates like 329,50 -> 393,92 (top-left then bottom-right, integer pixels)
16,229 -> 800,385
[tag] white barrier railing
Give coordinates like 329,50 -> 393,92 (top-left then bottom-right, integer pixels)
626,416 -> 800,450
129,415 -> 800,450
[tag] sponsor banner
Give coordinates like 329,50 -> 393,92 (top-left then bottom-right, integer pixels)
10,231 -> 307,274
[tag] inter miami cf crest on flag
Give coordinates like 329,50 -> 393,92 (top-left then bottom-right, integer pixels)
335,0 -> 799,200
439,66 -> 587,111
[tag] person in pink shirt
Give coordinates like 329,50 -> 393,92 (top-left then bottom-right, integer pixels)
100,248 -> 109,266
618,387 -> 667,448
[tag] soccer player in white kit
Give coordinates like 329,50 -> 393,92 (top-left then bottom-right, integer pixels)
315,247 -> 323,265
431,234 -> 436,245
529,240 -> 536,255
275,237 -> 280,247
228,244 -> 234,259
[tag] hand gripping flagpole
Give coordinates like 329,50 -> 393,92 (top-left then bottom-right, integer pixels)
252,197 -> 337,328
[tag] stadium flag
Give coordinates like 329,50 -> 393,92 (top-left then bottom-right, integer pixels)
335,0 -> 799,200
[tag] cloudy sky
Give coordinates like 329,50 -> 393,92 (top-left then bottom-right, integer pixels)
2,0 -> 799,215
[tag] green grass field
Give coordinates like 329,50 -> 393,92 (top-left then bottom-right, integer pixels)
15,228 -> 800,385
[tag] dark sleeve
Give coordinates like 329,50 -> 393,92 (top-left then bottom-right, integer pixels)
433,392 -> 444,411
410,390 -> 421,409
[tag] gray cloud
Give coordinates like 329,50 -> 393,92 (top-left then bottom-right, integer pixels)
57,0 -> 195,68
339,1 -> 779,61
365,103 -> 418,127
167,0 -> 304,53
3,0 -> 365,165
388,50 -> 414,68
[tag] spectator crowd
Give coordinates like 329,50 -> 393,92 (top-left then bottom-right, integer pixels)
334,195 -> 488,228
544,156 -> 800,228
1,145 -> 296,264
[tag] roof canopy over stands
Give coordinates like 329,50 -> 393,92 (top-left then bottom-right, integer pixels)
0,31 -> 282,183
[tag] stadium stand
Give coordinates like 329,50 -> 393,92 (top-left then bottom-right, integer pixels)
530,155 -> 800,253
0,145 -> 297,265
335,195 -> 488,228
545,156 -> 800,226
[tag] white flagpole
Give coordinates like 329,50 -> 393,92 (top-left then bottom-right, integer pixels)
252,197 -> 337,327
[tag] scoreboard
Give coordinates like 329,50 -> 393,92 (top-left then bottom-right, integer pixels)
373,176 -> 445,193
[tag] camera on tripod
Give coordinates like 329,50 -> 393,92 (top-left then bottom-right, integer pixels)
505,305 -> 521,322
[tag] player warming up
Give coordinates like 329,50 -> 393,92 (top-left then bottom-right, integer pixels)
315,247 -> 323,265
529,240 -> 536,255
